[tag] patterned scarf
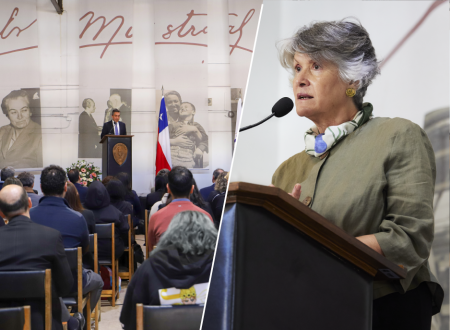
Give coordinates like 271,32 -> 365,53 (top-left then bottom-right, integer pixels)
304,103 -> 373,158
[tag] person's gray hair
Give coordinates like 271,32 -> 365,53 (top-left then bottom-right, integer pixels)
151,211 -> 217,256
17,172 -> 34,187
1,166 -> 15,181
278,18 -> 380,109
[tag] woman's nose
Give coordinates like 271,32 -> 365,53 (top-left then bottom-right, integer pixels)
295,71 -> 310,87
17,112 -> 23,119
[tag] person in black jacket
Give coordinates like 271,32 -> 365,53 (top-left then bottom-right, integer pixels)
191,179 -> 215,222
207,171 -> 228,228
120,210 -> 217,330
146,174 -> 168,210
100,108 -> 127,139
0,184 -> 81,330
84,181 -> 129,260
115,172 -> 141,227
106,179 -> 133,218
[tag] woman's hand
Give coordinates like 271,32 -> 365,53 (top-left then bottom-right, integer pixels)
270,183 -> 302,200
356,235 -> 384,256
170,135 -> 195,148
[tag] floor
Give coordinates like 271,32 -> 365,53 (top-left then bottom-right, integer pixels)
95,234 -> 146,330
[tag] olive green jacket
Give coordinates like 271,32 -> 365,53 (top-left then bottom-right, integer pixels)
272,110 -> 443,313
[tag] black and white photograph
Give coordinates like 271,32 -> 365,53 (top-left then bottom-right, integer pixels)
78,97 -> 102,158
165,90 -> 209,169
0,88 -> 42,168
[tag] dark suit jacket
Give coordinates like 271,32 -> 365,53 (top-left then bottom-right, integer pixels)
101,121 -> 127,139
0,215 -> 73,330
75,182 -> 88,204
78,111 -> 101,158
146,189 -> 165,210
200,183 -> 215,201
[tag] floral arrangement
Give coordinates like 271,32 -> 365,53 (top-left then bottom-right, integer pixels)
66,160 -> 102,187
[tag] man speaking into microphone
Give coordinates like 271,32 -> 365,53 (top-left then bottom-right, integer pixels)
101,109 -> 127,139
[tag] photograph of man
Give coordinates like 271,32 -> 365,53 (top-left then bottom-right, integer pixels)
109,93 -> 131,129
0,90 -> 42,168
104,100 -> 113,123
169,102 -> 208,168
78,98 -> 102,158
101,109 -> 127,138
165,91 -> 182,123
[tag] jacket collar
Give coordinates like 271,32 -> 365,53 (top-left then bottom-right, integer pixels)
8,214 -> 33,224
37,195 -> 71,208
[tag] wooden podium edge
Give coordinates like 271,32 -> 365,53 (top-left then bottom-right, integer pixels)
226,181 -> 407,281
100,135 -> 134,144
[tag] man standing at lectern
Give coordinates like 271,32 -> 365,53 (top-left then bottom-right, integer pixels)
101,109 -> 127,139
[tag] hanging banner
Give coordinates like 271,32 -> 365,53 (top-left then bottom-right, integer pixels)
78,0 -> 134,159
0,0 -> 41,169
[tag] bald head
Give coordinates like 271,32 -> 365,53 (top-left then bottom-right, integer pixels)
0,185 -> 30,219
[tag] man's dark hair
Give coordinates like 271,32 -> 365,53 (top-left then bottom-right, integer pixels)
0,187 -> 29,217
3,177 -> 23,188
213,168 -> 224,180
168,166 -> 193,198
17,172 -> 34,187
41,165 -> 67,196
156,168 -> 170,177
1,90 -> 30,116
1,166 -> 15,181
112,109 -> 120,116
67,169 -> 80,184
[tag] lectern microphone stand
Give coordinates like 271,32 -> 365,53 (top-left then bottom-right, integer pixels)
202,182 -> 407,330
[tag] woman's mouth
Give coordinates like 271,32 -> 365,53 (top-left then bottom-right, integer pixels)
297,93 -> 313,100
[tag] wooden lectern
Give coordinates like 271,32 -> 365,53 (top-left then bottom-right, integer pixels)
99,135 -> 133,179
202,182 -> 407,330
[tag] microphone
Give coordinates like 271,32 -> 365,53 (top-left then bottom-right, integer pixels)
109,122 -> 115,135
239,97 -> 294,132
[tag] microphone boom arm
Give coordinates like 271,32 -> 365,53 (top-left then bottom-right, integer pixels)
239,113 -> 275,132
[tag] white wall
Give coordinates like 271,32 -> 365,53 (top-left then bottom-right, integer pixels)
231,1 -> 449,185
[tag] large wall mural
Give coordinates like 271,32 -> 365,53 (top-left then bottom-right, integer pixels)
0,0 -> 262,192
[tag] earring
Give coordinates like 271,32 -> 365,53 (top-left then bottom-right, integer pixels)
346,88 -> 356,97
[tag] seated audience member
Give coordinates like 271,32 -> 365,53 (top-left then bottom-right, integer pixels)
3,177 -> 23,188
120,211 -> 217,330
17,171 -> 42,207
148,166 -> 213,252
115,172 -> 141,227
200,168 -> 224,201
106,179 -> 133,217
208,171 -> 228,228
65,182 -> 96,234
0,166 -> 14,190
67,169 -> 88,204
149,189 -> 169,218
84,181 -> 129,260
0,184 -> 83,330
101,175 -> 114,186
146,172 -> 169,210
30,165 -> 103,319
191,179 -> 215,222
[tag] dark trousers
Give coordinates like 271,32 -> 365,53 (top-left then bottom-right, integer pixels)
373,282 -> 433,330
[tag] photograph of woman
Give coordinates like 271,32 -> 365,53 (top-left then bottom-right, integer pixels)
220,2 -> 447,330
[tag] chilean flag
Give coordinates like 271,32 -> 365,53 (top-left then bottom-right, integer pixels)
155,96 -> 172,173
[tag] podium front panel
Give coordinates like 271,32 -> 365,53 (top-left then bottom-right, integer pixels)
102,136 -> 132,180
203,202 -> 373,330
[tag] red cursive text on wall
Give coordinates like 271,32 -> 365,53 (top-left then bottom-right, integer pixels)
79,11 -> 132,59
162,10 -> 207,39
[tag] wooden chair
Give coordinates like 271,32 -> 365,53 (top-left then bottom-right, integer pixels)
62,247 -> 91,327
0,269 -> 51,330
0,305 -> 31,330
145,209 -> 150,260
119,214 -> 134,280
136,304 -> 204,330
96,223 -> 119,306
89,234 -> 100,330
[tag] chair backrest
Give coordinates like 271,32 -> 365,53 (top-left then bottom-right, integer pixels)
95,223 -> 115,263
89,234 -> 98,273
144,209 -> 149,260
63,247 -> 83,306
136,304 -> 204,330
0,270 -> 51,330
0,305 -> 30,330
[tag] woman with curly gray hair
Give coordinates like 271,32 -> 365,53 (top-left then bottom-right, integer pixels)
272,19 -> 442,329
120,211 -> 216,330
